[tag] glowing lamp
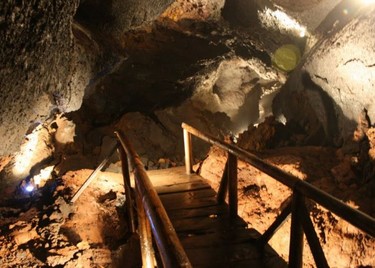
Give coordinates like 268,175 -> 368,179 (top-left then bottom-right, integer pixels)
25,184 -> 34,192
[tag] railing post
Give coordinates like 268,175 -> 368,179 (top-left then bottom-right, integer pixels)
228,153 -> 238,219
300,203 -> 329,268
217,159 -> 229,204
117,145 -> 136,233
289,191 -> 304,268
183,128 -> 193,175
136,193 -> 155,268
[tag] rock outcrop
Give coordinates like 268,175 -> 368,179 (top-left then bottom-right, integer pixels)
0,1 -> 80,155
274,4 -> 375,146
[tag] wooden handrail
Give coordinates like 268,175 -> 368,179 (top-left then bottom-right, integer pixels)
181,122 -> 375,237
115,131 -> 192,268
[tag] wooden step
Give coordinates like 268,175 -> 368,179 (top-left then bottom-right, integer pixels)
147,167 -> 287,268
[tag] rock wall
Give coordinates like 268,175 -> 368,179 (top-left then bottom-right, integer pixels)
274,5 -> 375,146
0,1 -> 80,155
75,0 -> 174,46
304,5 -> 375,141
0,0 -> 176,156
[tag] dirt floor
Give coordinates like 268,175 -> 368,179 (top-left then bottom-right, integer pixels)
0,167 -> 142,268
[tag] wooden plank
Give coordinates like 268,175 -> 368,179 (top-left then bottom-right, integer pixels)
147,166 -> 203,187
184,242 -> 263,266
194,254 -> 287,268
160,194 -> 218,210
166,204 -> 228,220
159,188 -> 216,203
185,241 -> 287,268
144,165 -> 287,268
156,181 -> 211,195
170,214 -> 247,233
160,189 -> 216,211
178,228 -> 260,248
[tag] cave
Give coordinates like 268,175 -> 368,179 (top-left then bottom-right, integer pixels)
0,0 -> 375,267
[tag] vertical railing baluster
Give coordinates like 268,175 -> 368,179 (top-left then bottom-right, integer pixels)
217,159 -> 229,204
183,128 -> 193,175
136,193 -> 155,268
289,191 -> 304,268
228,153 -> 238,219
300,203 -> 329,268
118,145 -> 136,233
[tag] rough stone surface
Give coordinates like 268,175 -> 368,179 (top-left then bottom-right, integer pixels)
274,5 -> 375,146
271,0 -> 341,32
304,5 -> 375,140
75,0 -> 174,44
0,1 -> 79,155
191,57 -> 283,133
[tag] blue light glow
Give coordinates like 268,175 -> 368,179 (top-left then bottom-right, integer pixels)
25,184 -> 34,192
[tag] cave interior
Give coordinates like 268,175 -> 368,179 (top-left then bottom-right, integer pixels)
0,0 -> 375,267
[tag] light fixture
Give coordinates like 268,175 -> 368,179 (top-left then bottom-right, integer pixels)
25,184 -> 34,192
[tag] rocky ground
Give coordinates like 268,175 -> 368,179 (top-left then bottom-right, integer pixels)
0,116 -> 374,267
199,117 -> 375,267
200,146 -> 375,267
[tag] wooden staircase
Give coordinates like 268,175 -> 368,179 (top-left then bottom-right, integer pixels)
149,167 -> 287,267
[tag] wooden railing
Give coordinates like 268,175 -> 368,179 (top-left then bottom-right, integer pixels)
115,131 -> 192,268
182,122 -> 375,267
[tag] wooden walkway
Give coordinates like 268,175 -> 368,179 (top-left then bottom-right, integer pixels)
147,167 -> 287,268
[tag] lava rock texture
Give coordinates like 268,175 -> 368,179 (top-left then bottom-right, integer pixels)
0,1 -> 79,155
